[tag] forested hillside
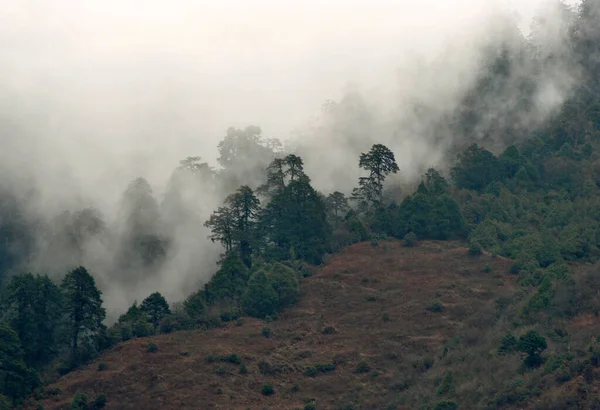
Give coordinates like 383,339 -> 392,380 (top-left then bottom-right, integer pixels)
3,1 -> 600,409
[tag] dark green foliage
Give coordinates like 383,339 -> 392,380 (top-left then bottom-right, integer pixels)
427,301 -> 444,313
70,392 -> 88,410
315,363 -> 336,373
261,383 -> 275,396
517,331 -> 547,368
452,144 -> 501,192
91,394 -> 107,409
220,353 -> 242,364
304,403 -> 317,410
403,232 -> 417,247
266,263 -> 299,308
261,176 -> 331,264
3,273 -> 62,368
239,363 -> 248,374
182,291 -> 205,318
205,252 -> 249,305
242,272 -> 278,318
61,267 -> 106,362
352,144 -> 399,211
305,366 -> 317,377
141,292 -> 171,331
261,326 -> 272,338
97,362 -> 107,372
0,323 -> 40,400
433,401 -> 458,410
468,243 -> 482,255
498,333 -> 518,355
436,372 -> 455,397
354,361 -> 371,374
147,342 -> 158,353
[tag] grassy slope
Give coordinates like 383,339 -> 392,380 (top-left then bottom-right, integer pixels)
33,240 -> 600,410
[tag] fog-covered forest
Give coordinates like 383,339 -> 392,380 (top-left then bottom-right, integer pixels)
3,0 -> 600,408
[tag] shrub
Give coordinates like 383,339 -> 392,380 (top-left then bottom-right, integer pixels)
354,361 -> 370,374
366,295 -> 377,302
517,331 -> 547,368
239,364 -> 248,374
426,301 -> 444,313
404,232 -> 417,247
321,326 -> 337,335
70,392 -> 88,410
305,366 -> 318,377
261,383 -> 275,396
147,342 -> 158,353
315,363 -> 335,373
433,401 -> 458,410
304,402 -> 317,410
382,312 -> 390,322
242,271 -> 279,318
91,394 -> 107,409
159,316 -> 174,334
220,353 -> 242,364
262,326 -> 272,338
97,362 -> 107,372
436,372 -> 455,397
483,263 -> 491,273
205,354 -> 217,363
469,243 -> 482,255
120,325 -> 132,341
498,333 -> 518,355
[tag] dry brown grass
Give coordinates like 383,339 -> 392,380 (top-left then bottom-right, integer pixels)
35,240 -> 593,410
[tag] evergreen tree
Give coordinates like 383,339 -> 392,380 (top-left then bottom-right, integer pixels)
241,271 -> 279,318
140,292 -> 171,331
205,252 -> 249,305
352,144 -> 399,211
0,323 -> 39,401
4,274 -> 62,368
61,267 -> 106,359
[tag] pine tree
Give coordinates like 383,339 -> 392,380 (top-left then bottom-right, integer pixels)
0,323 -> 39,400
140,292 -> 171,331
352,144 -> 399,211
61,267 -> 106,359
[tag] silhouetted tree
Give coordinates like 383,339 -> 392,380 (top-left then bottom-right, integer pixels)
140,292 -> 171,331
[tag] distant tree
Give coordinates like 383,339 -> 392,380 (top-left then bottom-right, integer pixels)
0,323 -> 40,401
61,267 -> 106,359
226,186 -> 261,267
266,263 -> 300,308
241,271 -> 279,318
284,154 -> 305,182
517,330 -> 547,367
204,206 -> 235,252
423,168 -> 449,196
326,192 -> 350,219
4,273 -> 62,368
451,144 -> 501,192
352,144 -> 399,211
205,252 -> 249,305
183,291 -> 205,318
261,176 -> 331,263
140,292 -> 171,332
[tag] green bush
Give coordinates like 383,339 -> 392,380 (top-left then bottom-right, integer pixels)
70,392 -> 87,410
517,330 -> 547,368
261,383 -> 275,396
498,333 -> 518,355
91,394 -> 107,409
436,372 -> 455,397
426,301 -> 444,313
382,311 -> 390,322
242,271 -> 279,318
353,361 -> 370,374
321,326 -> 337,335
262,326 -> 272,338
219,353 -> 242,364
147,342 -> 158,353
304,402 -> 317,410
404,232 -> 417,247
239,364 -> 248,374
469,243 -> 482,255
305,366 -> 318,377
433,401 -> 458,410
97,362 -> 107,372
315,363 -> 335,373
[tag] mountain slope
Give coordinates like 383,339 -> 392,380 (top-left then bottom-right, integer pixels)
33,240 -> 551,409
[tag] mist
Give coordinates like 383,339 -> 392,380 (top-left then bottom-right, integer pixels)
0,0 -> 583,320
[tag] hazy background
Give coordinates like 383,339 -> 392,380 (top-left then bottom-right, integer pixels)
0,0 -> 582,318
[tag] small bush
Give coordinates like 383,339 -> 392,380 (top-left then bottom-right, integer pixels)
354,361 -> 370,374
215,366 -> 226,375
436,372 -> 455,397
147,342 -> 158,353
261,383 -> 275,396
205,354 -> 217,363
469,243 -> 482,255
91,394 -> 107,409
498,333 -> 518,355
239,364 -> 248,374
235,318 -> 244,327
404,232 -> 417,247
426,301 -> 444,313
219,353 -> 242,364
304,402 -> 317,410
483,263 -> 491,273
262,326 -> 272,338
70,392 -> 88,410
315,363 -> 335,373
433,401 -> 458,410
321,326 -> 337,335
382,312 -> 390,322
366,295 -> 377,302
305,366 -> 318,377
97,362 -> 107,372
